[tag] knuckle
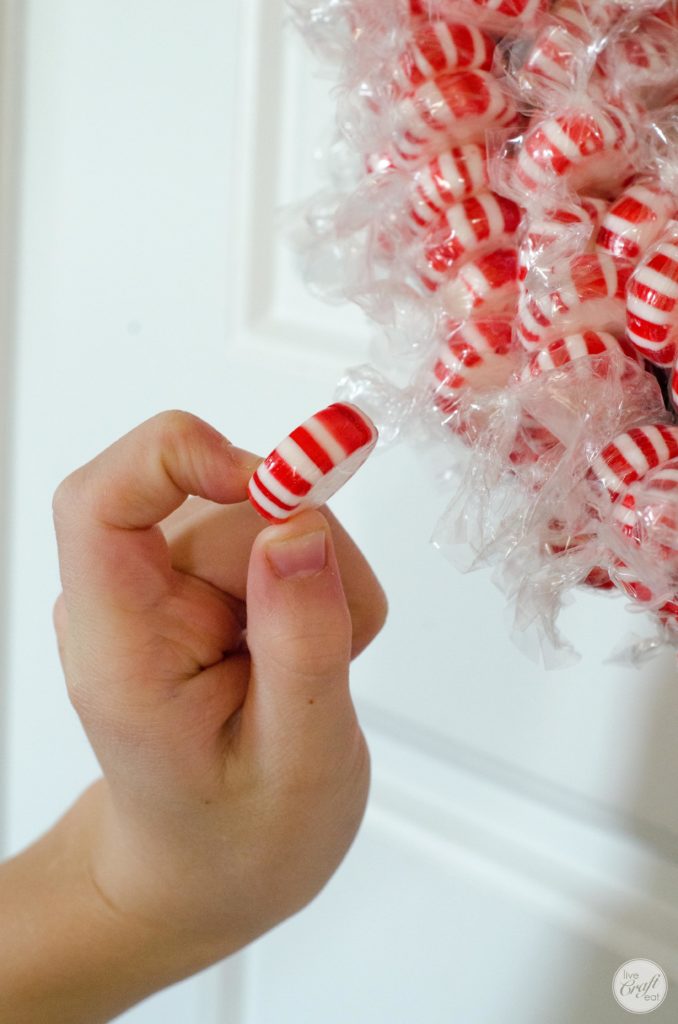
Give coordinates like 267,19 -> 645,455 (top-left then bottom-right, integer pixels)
151,410 -> 221,486
152,409 -> 205,446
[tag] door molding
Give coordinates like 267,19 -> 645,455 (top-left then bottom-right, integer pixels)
0,0 -> 24,853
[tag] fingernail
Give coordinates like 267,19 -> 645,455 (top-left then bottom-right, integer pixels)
266,530 -> 327,579
226,445 -> 263,475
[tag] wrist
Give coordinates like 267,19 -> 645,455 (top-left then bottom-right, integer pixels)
86,780 -> 247,971
0,780 -> 227,1024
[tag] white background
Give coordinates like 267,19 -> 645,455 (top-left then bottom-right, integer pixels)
1,1 -> 678,1021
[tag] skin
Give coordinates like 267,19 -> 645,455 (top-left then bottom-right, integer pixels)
0,410 -> 387,1024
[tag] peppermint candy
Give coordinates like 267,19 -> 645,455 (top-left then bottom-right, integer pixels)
392,70 -> 517,167
626,222 -> 678,366
395,21 -> 495,91
248,403 -> 378,523
406,144 -> 489,233
517,252 -> 630,350
596,181 -> 675,263
419,191 -> 522,290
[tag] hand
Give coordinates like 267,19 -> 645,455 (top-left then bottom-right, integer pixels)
52,410 -> 387,973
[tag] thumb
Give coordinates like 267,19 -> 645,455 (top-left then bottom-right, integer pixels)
245,509 -> 354,733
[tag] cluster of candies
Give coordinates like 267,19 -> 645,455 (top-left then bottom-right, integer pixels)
290,0 -> 678,657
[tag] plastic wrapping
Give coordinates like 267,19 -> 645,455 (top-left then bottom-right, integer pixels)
289,0 -> 678,664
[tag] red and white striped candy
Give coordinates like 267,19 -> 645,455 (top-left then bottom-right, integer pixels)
441,246 -> 519,319
519,196 -> 607,281
406,144 -> 489,234
603,13 -> 678,108
248,403 -> 378,523
543,517 -> 615,590
520,22 -> 591,94
588,423 -> 678,503
612,31 -> 675,86
463,0 -> 548,33
506,414 -> 562,466
515,104 -> 637,196
391,71 -> 517,168
513,332 -> 642,466
596,181 -> 675,263
517,252 -> 630,351
612,458 -> 678,559
431,319 -> 518,421
519,330 -> 641,380
552,0 -> 620,39
419,191 -> 522,291
519,0 -> 620,96
606,458 -> 678,612
409,0 -> 428,17
626,223 -> 678,366
469,0 -> 546,16
395,22 -> 495,92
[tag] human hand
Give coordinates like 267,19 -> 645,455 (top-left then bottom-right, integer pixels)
52,410 -> 387,974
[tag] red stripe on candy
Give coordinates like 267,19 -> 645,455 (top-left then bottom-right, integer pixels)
627,428 -> 660,477
316,402 -> 373,454
248,492 -> 285,523
603,443 -> 635,494
452,148 -> 474,197
465,195 -> 489,244
266,454 -> 313,497
657,424 -> 678,461
597,226 -> 639,261
629,279 -> 676,312
252,472 -> 297,512
289,426 -> 335,473
648,251 -> 678,282
628,314 -> 670,343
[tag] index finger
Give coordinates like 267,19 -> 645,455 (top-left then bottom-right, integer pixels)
52,410 -> 260,614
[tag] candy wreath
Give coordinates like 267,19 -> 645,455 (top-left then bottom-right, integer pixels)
288,0 -> 678,663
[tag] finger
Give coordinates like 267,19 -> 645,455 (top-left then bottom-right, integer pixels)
243,509 -> 357,751
164,501 -> 388,658
52,411 -> 261,616
160,495 -> 212,535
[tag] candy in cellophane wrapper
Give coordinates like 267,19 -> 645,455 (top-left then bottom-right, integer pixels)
515,0 -> 623,103
430,347 -> 668,665
499,98 -> 641,201
289,0 -> 678,665
600,4 -> 678,110
516,251 -> 631,350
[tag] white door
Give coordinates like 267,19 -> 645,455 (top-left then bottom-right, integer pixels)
2,1 -> 678,1021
